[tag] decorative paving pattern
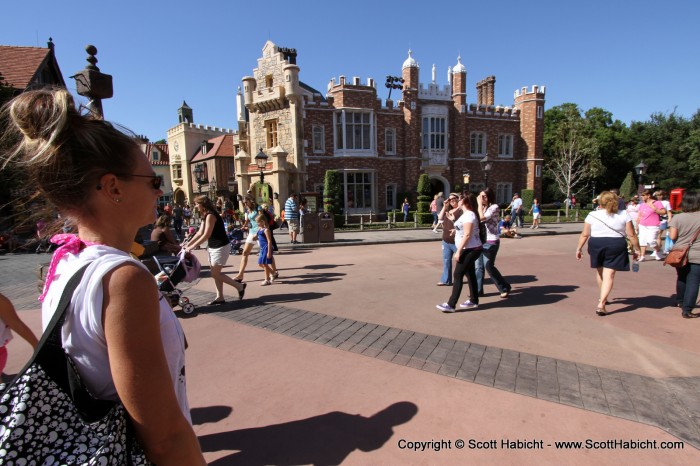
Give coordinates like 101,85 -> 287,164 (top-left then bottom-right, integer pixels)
182,288 -> 700,450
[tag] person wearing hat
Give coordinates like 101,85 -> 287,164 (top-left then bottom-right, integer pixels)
509,194 -> 524,228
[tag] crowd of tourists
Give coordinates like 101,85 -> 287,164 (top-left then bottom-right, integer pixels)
0,87 -> 697,463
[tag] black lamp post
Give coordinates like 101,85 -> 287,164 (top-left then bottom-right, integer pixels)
480,154 -> 492,189
385,75 -> 404,100
255,148 -> 268,184
193,164 -> 205,193
634,161 -> 647,197
71,44 -> 113,120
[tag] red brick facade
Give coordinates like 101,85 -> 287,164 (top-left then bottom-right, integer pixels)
235,43 -> 545,213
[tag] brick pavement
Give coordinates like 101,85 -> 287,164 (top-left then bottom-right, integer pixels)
3,223 -> 699,454
179,287 -> 700,450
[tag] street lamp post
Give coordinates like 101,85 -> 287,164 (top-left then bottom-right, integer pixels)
193,164 -> 205,194
480,154 -> 492,189
385,75 -> 404,101
462,171 -> 470,193
255,148 -> 269,184
71,44 -> 113,120
634,161 -> 647,198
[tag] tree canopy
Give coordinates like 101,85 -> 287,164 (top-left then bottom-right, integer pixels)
543,104 -> 699,205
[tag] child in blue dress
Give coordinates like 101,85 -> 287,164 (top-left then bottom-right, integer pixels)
256,213 -> 274,285
529,198 -> 541,229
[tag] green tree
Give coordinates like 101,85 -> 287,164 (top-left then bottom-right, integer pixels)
681,110 -> 700,183
416,174 -> 432,224
543,104 -> 602,214
618,172 -> 636,200
584,107 -> 632,192
626,111 -> 699,191
323,170 -> 341,214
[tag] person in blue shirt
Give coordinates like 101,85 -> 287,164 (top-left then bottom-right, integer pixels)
529,198 -> 541,229
402,198 -> 410,223
284,193 -> 300,244
498,215 -> 520,238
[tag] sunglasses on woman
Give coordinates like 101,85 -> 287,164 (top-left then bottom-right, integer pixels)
127,174 -> 163,190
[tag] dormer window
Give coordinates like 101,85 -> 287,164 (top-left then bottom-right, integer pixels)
201,140 -> 208,155
152,150 -> 159,161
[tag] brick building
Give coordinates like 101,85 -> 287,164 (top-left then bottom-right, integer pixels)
171,41 -> 545,214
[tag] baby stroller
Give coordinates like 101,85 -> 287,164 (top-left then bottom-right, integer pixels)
228,227 -> 245,255
151,250 -> 201,315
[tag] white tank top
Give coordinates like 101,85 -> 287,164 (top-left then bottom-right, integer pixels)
41,245 -> 191,422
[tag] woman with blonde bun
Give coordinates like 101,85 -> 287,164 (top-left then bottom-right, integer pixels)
0,88 -> 205,464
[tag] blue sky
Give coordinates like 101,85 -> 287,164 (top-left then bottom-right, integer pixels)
2,0 -> 698,141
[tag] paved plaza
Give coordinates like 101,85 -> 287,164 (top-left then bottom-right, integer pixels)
2,224 -> 700,465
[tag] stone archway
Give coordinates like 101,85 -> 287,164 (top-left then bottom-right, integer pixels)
429,175 -> 450,197
174,189 -> 186,206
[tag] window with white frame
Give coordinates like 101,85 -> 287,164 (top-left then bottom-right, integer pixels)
342,171 -> 374,210
496,182 -> 513,205
385,128 -> 396,155
498,134 -> 513,158
152,150 -> 159,161
335,110 -> 373,151
172,163 -> 182,180
312,125 -> 324,153
470,132 -> 485,156
385,184 -> 397,209
422,117 -> 446,150
265,119 -> 278,148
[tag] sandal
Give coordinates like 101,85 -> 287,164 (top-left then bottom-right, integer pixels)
596,308 -> 608,316
233,277 -> 243,283
238,282 -> 247,300
207,298 -> 226,306
437,282 -> 448,286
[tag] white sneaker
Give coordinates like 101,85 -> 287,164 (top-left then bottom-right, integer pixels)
637,257 -> 646,262
459,300 -> 478,309
436,303 -> 455,313
260,280 -> 271,286
651,252 -> 663,261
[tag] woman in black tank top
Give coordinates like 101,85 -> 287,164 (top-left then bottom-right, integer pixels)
183,195 -> 245,304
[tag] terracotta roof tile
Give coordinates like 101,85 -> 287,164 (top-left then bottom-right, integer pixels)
191,134 -> 235,162
0,46 -> 51,90
141,142 -> 171,165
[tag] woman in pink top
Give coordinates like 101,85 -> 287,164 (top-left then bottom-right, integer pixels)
637,189 -> 667,261
626,195 -> 640,232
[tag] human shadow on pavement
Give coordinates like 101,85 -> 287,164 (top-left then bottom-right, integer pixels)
191,406 -> 233,425
487,284 -> 578,309
278,272 -> 346,285
498,274 -> 537,285
255,292 -> 332,305
302,263 -> 354,270
604,294 -> 675,315
199,401 -> 418,465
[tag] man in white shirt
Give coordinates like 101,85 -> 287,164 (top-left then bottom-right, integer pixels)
510,194 -> 524,228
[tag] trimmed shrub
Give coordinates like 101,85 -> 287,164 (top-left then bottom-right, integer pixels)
323,170 -> 341,214
619,172 -> 636,200
521,189 -> 535,210
416,174 -> 433,223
